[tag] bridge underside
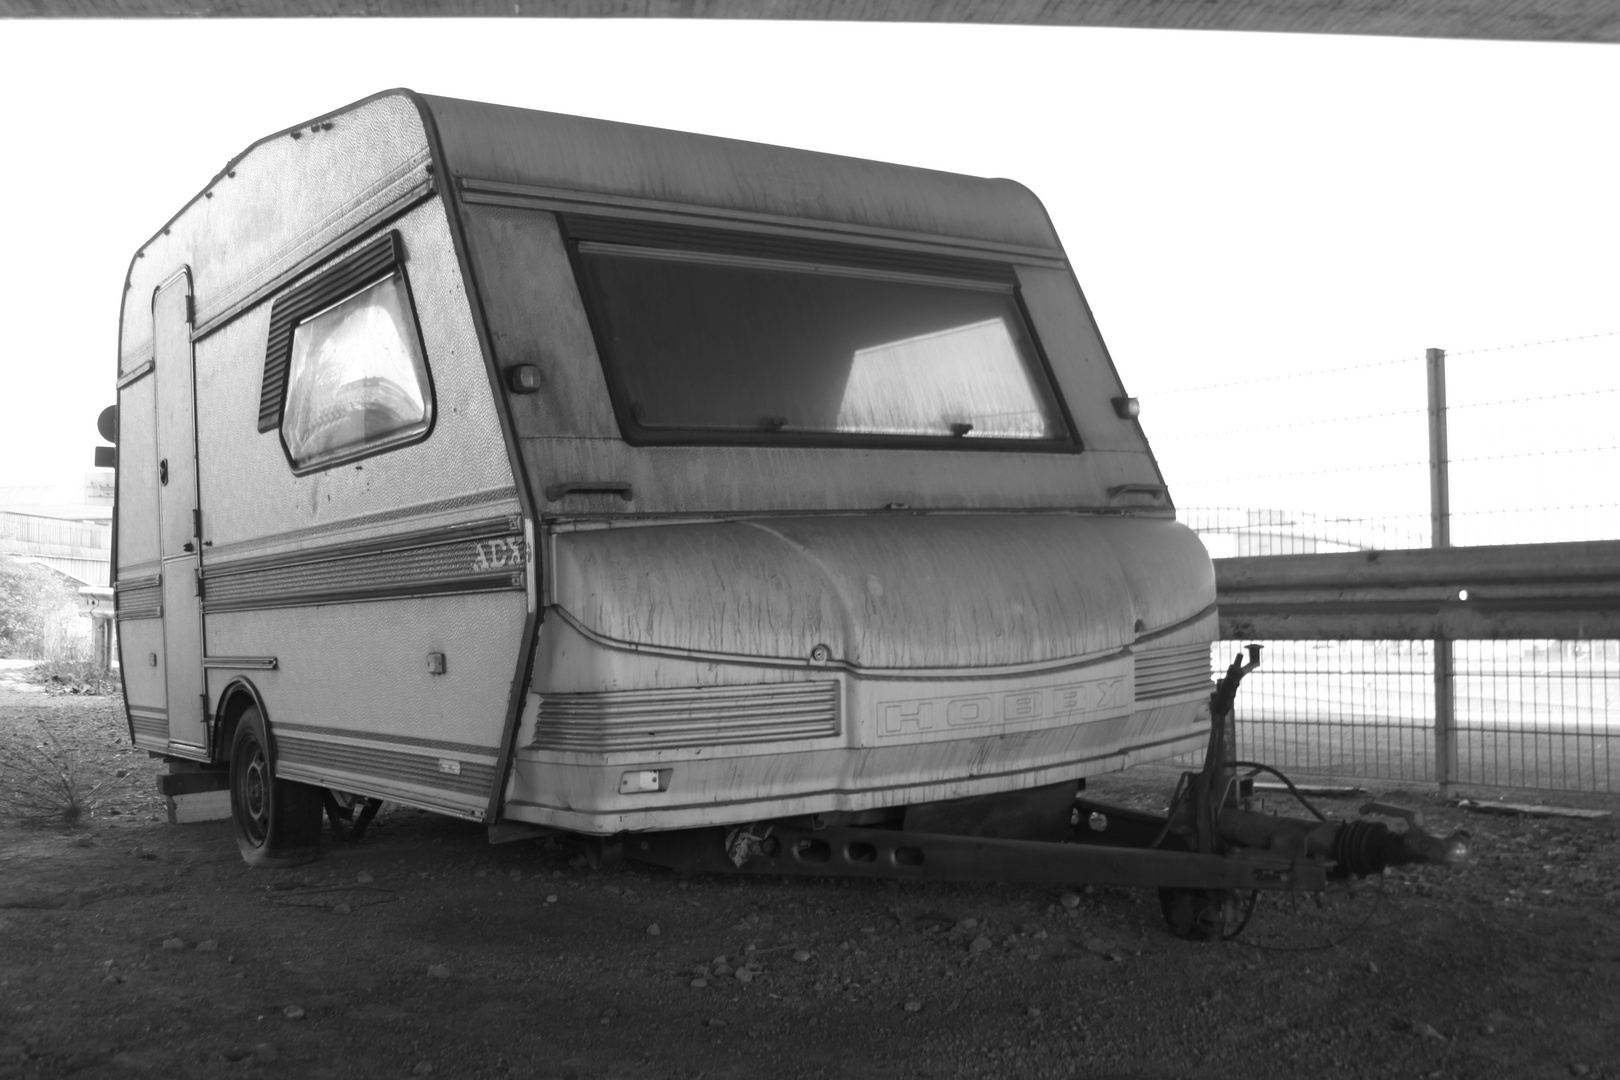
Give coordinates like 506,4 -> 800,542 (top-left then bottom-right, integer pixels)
3,0 -> 1616,44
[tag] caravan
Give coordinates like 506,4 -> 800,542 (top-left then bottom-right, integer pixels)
112,91 -> 1215,868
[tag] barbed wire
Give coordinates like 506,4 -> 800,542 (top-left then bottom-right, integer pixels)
1452,443 -> 1620,466
1139,331 -> 1617,400
1163,405 -> 1428,440
1449,385 -> 1620,411
1450,501 -> 1620,516
1447,329 -> 1620,357
1141,354 -> 1421,398
1173,459 -> 1428,482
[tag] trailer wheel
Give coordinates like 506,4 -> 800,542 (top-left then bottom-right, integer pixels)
229,706 -> 323,868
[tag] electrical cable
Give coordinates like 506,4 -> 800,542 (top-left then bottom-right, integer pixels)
1228,761 -> 1328,821
1228,872 -> 1388,953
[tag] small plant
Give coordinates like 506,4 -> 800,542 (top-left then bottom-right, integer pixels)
0,717 -> 99,827
28,657 -> 117,696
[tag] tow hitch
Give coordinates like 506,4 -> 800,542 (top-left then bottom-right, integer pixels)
629,645 -> 1468,938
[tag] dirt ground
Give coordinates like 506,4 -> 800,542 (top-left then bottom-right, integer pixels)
2,670 -> 1618,1080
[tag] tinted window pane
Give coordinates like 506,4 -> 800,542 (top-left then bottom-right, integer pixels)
282,274 -> 431,469
576,245 -> 1066,444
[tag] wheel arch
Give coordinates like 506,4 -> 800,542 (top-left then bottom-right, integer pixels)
213,678 -> 271,765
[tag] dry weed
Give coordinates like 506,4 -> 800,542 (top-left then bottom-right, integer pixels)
0,716 -> 100,826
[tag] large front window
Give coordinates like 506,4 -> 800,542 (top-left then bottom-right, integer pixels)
573,242 -> 1071,448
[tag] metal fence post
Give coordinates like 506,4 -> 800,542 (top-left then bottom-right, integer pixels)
1427,347 -> 1457,796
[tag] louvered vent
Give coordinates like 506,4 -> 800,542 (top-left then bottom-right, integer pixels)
258,230 -> 405,433
530,681 -> 840,753
1134,642 -> 1213,702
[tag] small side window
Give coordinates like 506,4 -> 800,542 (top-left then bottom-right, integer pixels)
258,231 -> 434,473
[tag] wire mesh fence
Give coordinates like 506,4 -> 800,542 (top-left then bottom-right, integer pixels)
1141,333 -> 1620,795
1189,640 -> 1620,795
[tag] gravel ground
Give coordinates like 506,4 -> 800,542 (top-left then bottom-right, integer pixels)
2,670 -> 1618,1080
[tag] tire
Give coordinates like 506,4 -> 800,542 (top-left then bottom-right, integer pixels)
229,706 -> 323,868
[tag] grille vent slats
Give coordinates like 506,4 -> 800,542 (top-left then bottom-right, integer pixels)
276,734 -> 494,798
1134,642 -> 1213,702
258,231 -> 405,433
531,681 -> 840,753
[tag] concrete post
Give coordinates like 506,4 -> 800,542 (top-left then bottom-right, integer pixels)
1427,347 -> 1457,796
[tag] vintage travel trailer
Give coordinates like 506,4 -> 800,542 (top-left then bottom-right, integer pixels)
112,90 -> 1220,870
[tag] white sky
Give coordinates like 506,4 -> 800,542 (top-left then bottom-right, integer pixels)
1,20 -> 1615,527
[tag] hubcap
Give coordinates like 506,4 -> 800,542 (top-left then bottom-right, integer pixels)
238,742 -> 270,846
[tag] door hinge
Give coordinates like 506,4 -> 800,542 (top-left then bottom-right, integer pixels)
200,693 -> 209,726
185,294 -> 195,325
194,567 -> 204,599
192,507 -> 202,539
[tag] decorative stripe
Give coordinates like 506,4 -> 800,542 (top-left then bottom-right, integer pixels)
530,681 -> 840,753
258,231 -> 405,434
275,732 -> 494,799
1134,642 -> 1213,702
203,656 -> 278,670
273,721 -> 498,758
202,519 -> 525,614
201,487 -> 520,562
114,574 -> 163,621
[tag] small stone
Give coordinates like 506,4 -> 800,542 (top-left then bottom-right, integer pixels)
508,869 -> 522,881
51,942 -> 67,952
968,936 -> 993,955
601,1007 -> 618,1020
904,1000 -> 923,1013
956,917 -> 979,931
735,968 -> 754,984
707,1018 -> 726,1028
1027,1006 -> 1043,1018
1060,892 -> 1081,911
546,895 -> 558,904
333,904 -> 352,916
1570,1066 -> 1591,1078
1367,961 -> 1379,974
427,964 -> 451,980
646,923 -> 662,937
253,1044 -> 278,1063
713,964 -> 733,977
356,872 -> 374,884
793,950 -> 811,963
475,868 -> 488,878
161,938 -> 186,951
690,978 -> 708,988
100,974 -> 119,985
282,1005 -> 304,1020
1414,1022 -> 1445,1041
413,1063 -> 434,1076
196,940 -> 218,952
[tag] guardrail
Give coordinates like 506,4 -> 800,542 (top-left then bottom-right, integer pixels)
1209,542 -> 1620,795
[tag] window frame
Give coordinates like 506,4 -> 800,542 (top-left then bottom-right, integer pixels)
258,230 -> 437,476
562,218 -> 1082,455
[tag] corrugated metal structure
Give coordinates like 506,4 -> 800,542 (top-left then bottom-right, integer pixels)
0,511 -> 112,586
4,0 -> 1617,43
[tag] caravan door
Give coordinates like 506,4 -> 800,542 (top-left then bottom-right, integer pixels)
152,269 -> 207,754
